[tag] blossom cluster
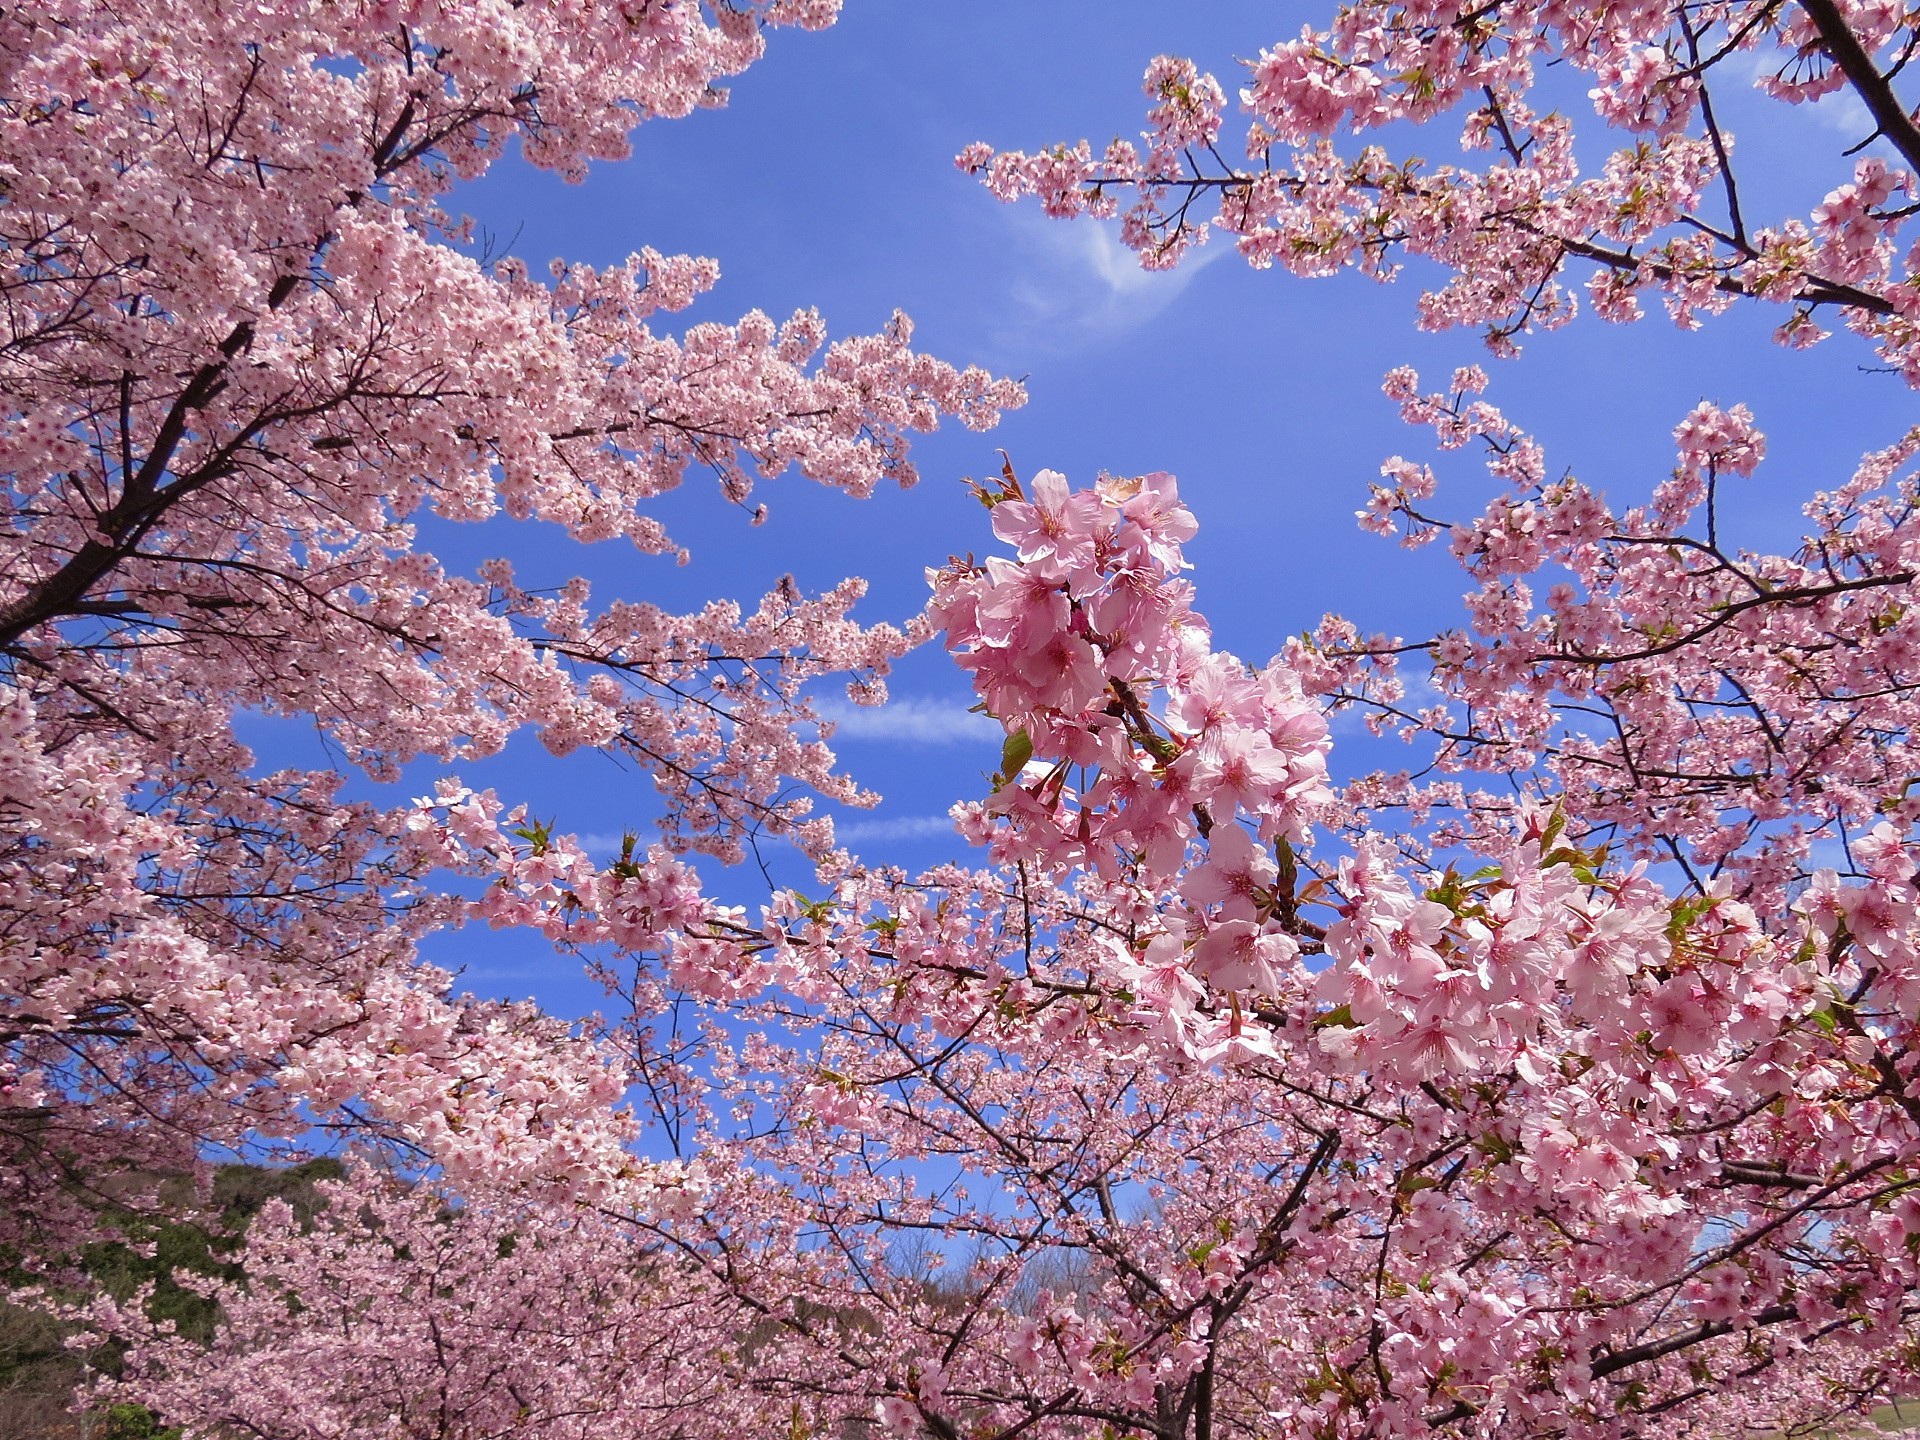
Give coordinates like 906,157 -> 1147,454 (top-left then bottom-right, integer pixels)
963,1 -> 1920,376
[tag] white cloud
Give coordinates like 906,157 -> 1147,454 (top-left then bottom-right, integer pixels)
1806,86 -> 1873,140
1321,673 -> 1450,738
816,695 -> 999,745
988,208 -> 1222,355
1731,46 -> 1883,148
566,831 -> 639,855
832,813 -> 961,843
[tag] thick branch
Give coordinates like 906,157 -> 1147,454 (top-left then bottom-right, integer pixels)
1799,0 -> 1920,174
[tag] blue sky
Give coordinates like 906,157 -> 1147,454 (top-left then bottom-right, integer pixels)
379,2 -> 1909,1010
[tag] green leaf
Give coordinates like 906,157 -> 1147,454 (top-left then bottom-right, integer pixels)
789,891 -> 835,924
1665,893 -> 1720,948
999,727 -> 1033,780
1539,804 -> 1566,852
1475,1132 -> 1517,1164
511,816 -> 554,855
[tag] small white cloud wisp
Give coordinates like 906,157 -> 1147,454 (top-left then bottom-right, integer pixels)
832,813 -> 961,844
815,695 -> 999,745
988,208 -> 1222,356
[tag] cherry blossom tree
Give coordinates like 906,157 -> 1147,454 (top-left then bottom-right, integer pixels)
960,0 -> 1920,901
109,452 -> 1920,1438
0,0 -> 1018,1254
19,1 -> 1920,1439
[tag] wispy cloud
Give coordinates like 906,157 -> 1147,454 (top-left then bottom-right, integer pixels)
986,208 -> 1223,356
832,812 -> 961,844
1731,46 -> 1881,147
1321,674 -> 1449,739
1806,86 -> 1873,139
566,831 -> 640,856
816,695 -> 999,745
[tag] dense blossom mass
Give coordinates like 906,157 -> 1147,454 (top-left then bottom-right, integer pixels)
6,1 -> 1920,1438
0,0 -> 1019,1238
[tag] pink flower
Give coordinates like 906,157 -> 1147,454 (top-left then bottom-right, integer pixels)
990,468 -> 1103,574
